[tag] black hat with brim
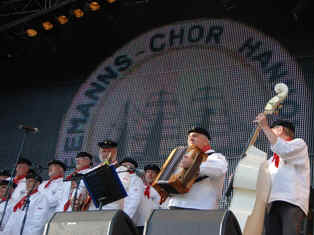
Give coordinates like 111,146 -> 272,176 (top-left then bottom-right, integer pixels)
26,169 -> 42,183
0,180 -> 17,188
119,158 -> 138,169
271,120 -> 295,133
188,127 -> 211,140
144,164 -> 160,173
0,169 -> 10,177
48,160 -> 67,171
98,140 -> 118,149
17,158 -> 32,167
75,152 -> 93,160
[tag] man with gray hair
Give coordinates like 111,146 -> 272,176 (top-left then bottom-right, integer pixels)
167,127 -> 228,210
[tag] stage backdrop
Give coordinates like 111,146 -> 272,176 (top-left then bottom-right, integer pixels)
55,18 -> 313,206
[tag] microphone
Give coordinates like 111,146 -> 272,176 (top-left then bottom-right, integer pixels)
18,125 -> 39,134
134,168 -> 145,178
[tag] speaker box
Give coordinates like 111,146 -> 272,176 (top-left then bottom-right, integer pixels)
144,209 -> 242,235
43,210 -> 139,235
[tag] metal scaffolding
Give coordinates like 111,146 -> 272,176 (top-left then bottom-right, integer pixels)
0,0 -> 68,17
0,0 -> 78,33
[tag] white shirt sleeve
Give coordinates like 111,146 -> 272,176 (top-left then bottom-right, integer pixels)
123,175 -> 144,219
199,153 -> 228,178
150,187 -> 161,209
271,138 -> 308,162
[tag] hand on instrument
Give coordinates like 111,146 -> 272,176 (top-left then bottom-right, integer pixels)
254,113 -> 269,129
73,194 -> 83,211
159,188 -> 169,205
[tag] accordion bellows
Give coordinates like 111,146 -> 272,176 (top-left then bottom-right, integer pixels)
152,145 -> 207,195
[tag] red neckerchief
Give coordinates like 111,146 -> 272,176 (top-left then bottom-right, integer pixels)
63,190 -> 73,211
65,166 -> 90,180
44,175 -> 63,188
144,185 -> 150,199
201,145 -> 212,153
272,137 -> 292,168
13,174 -> 26,185
63,199 -> 71,211
13,189 -> 38,212
272,153 -> 280,168
81,195 -> 92,211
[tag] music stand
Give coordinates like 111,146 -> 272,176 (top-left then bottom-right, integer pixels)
82,165 -> 127,209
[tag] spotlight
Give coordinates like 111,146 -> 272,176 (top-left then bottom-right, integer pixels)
57,15 -> 69,24
26,29 -> 38,37
42,21 -> 54,30
89,1 -> 101,11
107,0 -> 116,3
73,8 -> 84,18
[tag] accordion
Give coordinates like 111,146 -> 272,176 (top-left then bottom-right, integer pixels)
152,145 -> 207,196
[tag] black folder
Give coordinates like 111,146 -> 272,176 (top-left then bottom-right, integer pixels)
82,164 -> 127,208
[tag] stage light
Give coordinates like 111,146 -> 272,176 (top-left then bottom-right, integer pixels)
26,28 -> 38,37
89,1 -> 101,11
57,15 -> 69,24
42,21 -> 54,30
73,8 -> 84,18
107,0 -> 116,3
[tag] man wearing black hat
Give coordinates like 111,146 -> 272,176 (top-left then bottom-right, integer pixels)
38,160 -> 67,219
102,157 -> 144,224
0,180 -> 17,202
166,127 -> 228,210
4,170 -> 49,235
74,152 -> 93,173
66,142 -> 119,212
255,114 -> 310,235
61,152 -> 93,212
11,157 -> 32,202
134,164 -> 161,234
0,170 -> 10,181
0,180 -> 17,231
98,140 -> 118,166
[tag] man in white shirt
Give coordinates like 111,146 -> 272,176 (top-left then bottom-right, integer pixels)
0,180 -> 17,231
134,164 -> 161,234
59,152 -> 93,212
101,157 -> 144,222
255,114 -> 310,235
38,160 -> 67,219
11,158 -> 32,202
77,140 -> 119,211
0,170 -> 10,181
97,140 -> 118,166
166,127 -> 228,210
3,170 -> 49,235
117,158 -> 144,220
